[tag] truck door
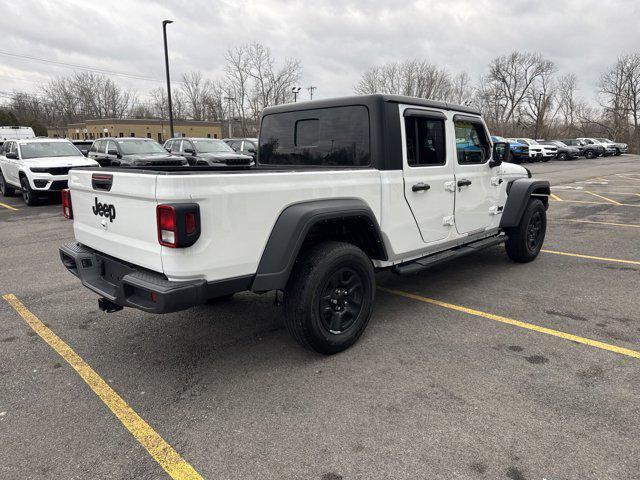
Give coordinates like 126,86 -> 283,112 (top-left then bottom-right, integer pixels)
402,108 -> 455,244
452,116 -> 500,235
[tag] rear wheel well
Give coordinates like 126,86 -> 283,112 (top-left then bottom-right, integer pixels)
301,216 -> 386,261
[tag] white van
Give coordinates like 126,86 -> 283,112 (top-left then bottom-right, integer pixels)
0,126 -> 36,141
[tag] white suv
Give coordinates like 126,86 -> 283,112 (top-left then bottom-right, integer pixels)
0,138 -> 99,205
515,138 -> 556,161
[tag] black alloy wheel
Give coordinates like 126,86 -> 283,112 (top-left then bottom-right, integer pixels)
526,210 -> 544,252
319,267 -> 364,334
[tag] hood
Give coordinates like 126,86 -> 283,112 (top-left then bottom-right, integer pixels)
123,153 -> 187,165
22,156 -> 99,168
500,162 -> 529,177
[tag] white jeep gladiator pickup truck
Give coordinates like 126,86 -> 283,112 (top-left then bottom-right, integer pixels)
59,94 -> 550,354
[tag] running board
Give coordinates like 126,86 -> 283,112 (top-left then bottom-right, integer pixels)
392,234 -> 508,275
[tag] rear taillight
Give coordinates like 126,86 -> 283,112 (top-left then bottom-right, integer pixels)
156,203 -> 201,248
61,189 -> 73,219
157,205 -> 176,246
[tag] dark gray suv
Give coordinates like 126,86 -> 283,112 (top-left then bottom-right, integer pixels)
88,138 -> 188,167
164,138 -> 253,166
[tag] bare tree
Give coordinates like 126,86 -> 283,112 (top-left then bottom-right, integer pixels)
354,59 -> 453,100
223,42 -> 302,135
521,63 -> 558,139
448,71 -> 474,105
181,71 -> 214,121
480,52 -> 556,133
598,57 -> 630,140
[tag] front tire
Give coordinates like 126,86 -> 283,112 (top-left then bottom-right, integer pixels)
585,150 -> 595,159
284,241 -> 375,355
0,171 -> 15,197
20,176 -> 39,206
615,148 -> 621,156
504,199 -> 546,263
558,153 -> 568,161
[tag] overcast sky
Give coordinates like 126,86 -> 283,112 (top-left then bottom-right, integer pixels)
1,0 -> 639,104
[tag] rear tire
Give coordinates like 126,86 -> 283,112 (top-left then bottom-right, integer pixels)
504,199 -> 546,263
20,176 -> 39,206
284,241 -> 375,355
0,171 -> 15,197
585,150 -> 595,159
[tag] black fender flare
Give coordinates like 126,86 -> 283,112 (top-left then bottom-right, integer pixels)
500,178 -> 550,228
251,198 -> 387,292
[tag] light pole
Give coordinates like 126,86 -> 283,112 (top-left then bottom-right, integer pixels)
162,20 -> 174,139
223,94 -> 235,138
292,86 -> 301,102
307,86 -> 316,100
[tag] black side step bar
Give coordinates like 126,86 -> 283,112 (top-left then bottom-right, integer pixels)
392,234 -> 508,275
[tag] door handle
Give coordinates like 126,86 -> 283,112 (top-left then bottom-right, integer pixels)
457,179 -> 472,187
412,182 -> 431,192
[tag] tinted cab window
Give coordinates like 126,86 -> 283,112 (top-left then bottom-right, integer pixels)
404,116 -> 446,166
259,106 -> 370,167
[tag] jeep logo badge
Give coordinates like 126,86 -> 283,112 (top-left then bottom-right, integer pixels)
92,197 -> 116,222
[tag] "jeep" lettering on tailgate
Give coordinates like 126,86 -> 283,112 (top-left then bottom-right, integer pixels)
92,197 -> 116,222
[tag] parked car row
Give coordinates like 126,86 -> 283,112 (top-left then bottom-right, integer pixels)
491,136 -> 628,163
0,136 -> 255,206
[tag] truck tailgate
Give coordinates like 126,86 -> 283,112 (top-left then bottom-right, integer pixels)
69,169 -> 162,272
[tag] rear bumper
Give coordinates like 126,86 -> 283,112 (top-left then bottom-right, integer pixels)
59,242 -> 207,313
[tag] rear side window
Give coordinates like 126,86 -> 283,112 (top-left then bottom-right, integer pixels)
404,117 -> 446,166
454,120 -> 490,164
259,106 -> 370,167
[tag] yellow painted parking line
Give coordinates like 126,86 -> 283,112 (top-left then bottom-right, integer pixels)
584,191 -> 622,205
541,249 -> 640,266
379,287 -> 640,359
560,219 -> 640,229
0,201 -> 19,211
2,294 -> 203,480
549,193 -> 563,201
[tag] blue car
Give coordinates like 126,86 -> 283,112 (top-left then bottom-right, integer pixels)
491,136 -> 528,164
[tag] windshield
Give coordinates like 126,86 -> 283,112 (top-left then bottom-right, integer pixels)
596,138 -> 612,143
554,141 -> 567,147
527,139 -> 539,145
20,141 -> 82,159
492,136 -> 505,142
118,139 -> 166,155
193,139 -> 234,154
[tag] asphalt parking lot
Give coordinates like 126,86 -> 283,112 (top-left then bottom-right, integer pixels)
1,156 -> 639,480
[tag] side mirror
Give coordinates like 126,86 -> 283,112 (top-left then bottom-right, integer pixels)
165,147 -> 171,153
80,149 -> 89,157
247,147 -> 256,154
6,151 -> 18,160
107,148 -> 118,156
490,142 -> 510,167
184,148 -> 195,155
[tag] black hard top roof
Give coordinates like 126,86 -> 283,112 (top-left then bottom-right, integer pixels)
262,93 -> 481,116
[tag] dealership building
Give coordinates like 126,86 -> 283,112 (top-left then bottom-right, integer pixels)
61,118 -> 223,143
